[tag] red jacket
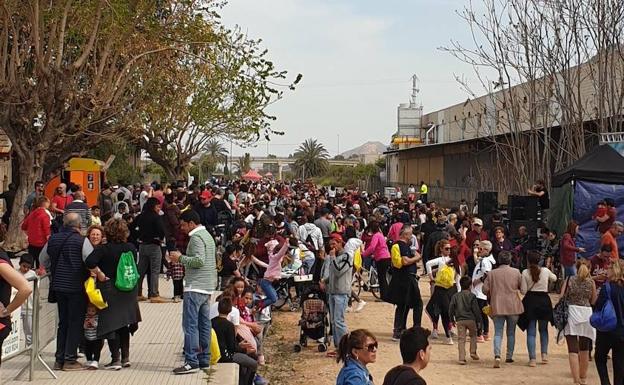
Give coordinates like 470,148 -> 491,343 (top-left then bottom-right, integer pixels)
21,207 -> 51,247
560,233 -> 580,267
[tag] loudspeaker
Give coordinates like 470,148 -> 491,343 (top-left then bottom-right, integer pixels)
478,191 -> 498,218
508,195 -> 539,221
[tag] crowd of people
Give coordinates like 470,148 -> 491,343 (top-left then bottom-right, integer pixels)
0,177 -> 623,385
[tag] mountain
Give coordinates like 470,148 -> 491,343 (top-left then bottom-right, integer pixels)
340,141 -> 387,158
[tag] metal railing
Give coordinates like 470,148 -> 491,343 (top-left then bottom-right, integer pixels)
3,273 -> 58,381
600,131 -> 624,143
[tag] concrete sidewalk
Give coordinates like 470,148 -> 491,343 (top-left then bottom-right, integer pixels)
2,278 -> 238,385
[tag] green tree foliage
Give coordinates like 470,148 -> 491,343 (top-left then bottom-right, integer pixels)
235,153 -> 252,176
315,164 -> 380,187
292,139 -> 329,178
135,18 -> 301,180
0,1 -> 217,247
88,143 -> 142,185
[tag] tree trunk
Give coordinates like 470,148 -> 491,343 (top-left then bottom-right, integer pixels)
4,150 -> 44,251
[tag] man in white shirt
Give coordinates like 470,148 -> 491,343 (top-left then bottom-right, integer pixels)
471,240 -> 495,342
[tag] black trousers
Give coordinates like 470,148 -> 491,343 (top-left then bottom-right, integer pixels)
173,279 -> 184,297
595,331 -> 624,385
376,259 -> 391,302
108,326 -> 130,363
55,292 -> 87,363
85,339 -> 104,362
393,283 -> 423,332
426,286 -> 452,338
477,298 -> 490,336
28,245 -> 44,269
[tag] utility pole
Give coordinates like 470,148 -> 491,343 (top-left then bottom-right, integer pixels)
337,134 -> 340,156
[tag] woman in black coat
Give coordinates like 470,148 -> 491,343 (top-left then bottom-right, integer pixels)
86,218 -> 141,370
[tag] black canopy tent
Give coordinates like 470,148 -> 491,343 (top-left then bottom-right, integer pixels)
552,144 -> 624,187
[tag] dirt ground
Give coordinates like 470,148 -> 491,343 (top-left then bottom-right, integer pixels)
261,280 -> 612,385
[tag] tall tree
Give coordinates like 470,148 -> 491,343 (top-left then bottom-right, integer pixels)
0,1 -> 209,247
135,24 -> 301,181
293,139 -> 329,179
442,0 -> 624,193
234,153 -> 252,176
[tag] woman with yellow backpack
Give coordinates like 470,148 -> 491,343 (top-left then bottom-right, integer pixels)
425,239 -> 461,345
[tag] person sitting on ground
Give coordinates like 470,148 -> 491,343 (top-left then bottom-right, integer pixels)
449,276 -> 481,365
382,326 -> 431,385
212,297 -> 259,385
336,329 -> 377,385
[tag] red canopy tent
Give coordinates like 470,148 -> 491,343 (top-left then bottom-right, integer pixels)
242,169 -> 262,181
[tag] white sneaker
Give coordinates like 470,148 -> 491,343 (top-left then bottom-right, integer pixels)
431,330 -> 439,339
446,337 -> 454,345
87,361 -> 99,370
346,306 -> 353,313
354,301 -> 367,313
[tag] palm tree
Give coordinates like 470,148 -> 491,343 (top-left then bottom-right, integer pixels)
293,138 -> 329,178
235,153 -> 252,176
204,139 -> 229,164
195,139 -> 228,178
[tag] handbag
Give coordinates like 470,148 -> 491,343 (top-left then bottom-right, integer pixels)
553,277 -> 571,332
590,282 -> 617,332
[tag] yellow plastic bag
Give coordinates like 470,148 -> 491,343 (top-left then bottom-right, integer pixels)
210,328 -> 221,365
353,248 -> 362,272
391,243 -> 403,269
84,277 -> 108,310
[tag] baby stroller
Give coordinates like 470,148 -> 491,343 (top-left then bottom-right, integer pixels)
294,284 -> 330,353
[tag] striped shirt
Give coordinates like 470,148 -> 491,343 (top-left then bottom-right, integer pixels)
181,226 -> 218,294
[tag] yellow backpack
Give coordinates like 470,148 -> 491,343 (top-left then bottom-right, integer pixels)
391,243 -> 403,269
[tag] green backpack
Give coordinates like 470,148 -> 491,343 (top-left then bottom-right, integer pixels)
115,251 -> 139,291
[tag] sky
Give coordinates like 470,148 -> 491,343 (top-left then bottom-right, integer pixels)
220,0 -> 483,158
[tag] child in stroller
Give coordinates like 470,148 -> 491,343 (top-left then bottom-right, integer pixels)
294,284 -> 330,353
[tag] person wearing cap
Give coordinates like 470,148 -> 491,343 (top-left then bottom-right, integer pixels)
462,218 -> 488,265
321,234 -> 353,357
600,221 -> 623,261
193,190 -> 217,228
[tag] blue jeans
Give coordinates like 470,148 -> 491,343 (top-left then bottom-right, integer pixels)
328,294 -> 349,347
527,319 -> 549,360
493,315 -> 519,359
259,279 -> 278,308
564,264 -> 577,278
182,291 -> 212,368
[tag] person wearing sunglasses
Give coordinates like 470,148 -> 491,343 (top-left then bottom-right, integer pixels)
425,239 -> 462,344
336,329 -> 377,385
